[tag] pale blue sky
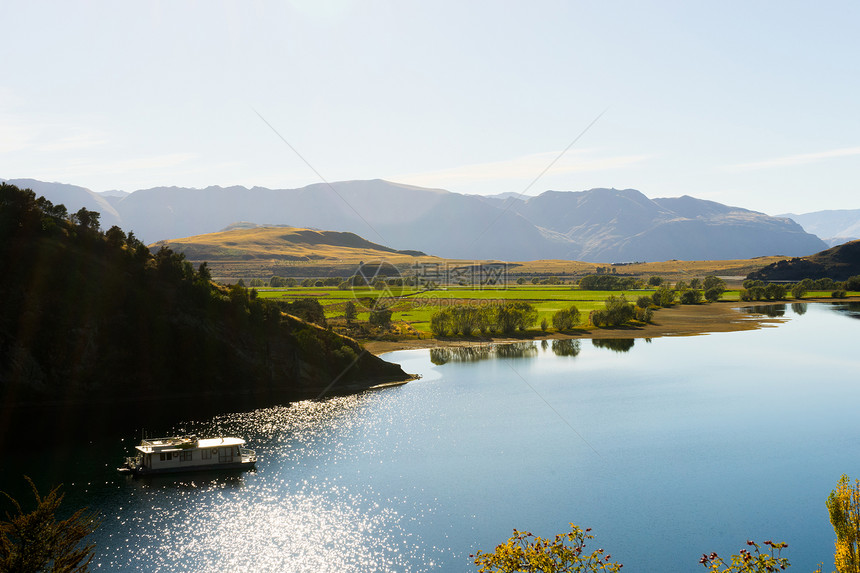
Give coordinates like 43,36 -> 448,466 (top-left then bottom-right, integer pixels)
2,1 -> 858,214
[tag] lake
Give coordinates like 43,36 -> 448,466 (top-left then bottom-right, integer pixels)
2,302 -> 859,572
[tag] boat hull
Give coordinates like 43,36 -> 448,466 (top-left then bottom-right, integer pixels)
120,459 -> 256,476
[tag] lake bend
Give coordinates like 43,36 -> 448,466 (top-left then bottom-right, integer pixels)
3,302 -> 859,572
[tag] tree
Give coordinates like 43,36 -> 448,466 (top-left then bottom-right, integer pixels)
764,284 -> 787,301
827,474 -> 860,573
369,307 -> 392,327
679,289 -> 703,305
591,295 -> 634,327
0,477 -> 100,572
344,301 -> 357,324
471,524 -> 623,573
791,283 -> 808,300
703,276 -> 726,302
540,318 -> 548,332
704,287 -> 724,303
430,309 -> 452,337
648,276 -> 663,287
552,306 -> 581,332
699,540 -> 791,573
71,208 -> 100,232
104,225 -> 126,249
652,287 -> 676,307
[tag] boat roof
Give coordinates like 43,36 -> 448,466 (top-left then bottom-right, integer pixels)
135,436 -> 245,453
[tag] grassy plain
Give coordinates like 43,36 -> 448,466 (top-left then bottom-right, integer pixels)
257,283 -> 857,336
260,285 -> 659,333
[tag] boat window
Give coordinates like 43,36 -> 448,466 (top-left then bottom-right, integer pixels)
201,449 -> 212,460
159,453 -> 171,462
179,451 -> 192,462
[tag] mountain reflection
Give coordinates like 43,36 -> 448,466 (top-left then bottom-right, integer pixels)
429,342 -> 537,364
591,338 -> 635,353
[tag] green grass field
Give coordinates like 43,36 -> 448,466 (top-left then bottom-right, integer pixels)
256,285 -> 658,332
254,284 -> 858,334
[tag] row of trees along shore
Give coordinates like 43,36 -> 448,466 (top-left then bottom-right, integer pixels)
4,472 -> 860,571
426,275 -> 729,337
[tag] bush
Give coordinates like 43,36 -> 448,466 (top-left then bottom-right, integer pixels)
552,306 -> 581,331
591,295 -> 634,327
791,283 -> 808,299
634,306 -> 653,323
765,283 -> 787,301
636,296 -> 652,309
369,307 -> 392,327
652,287 -> 676,307
704,287 -> 723,302
679,289 -> 703,305
833,290 -> 847,298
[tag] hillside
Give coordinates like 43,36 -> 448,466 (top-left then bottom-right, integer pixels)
14,178 -> 827,263
152,225 -> 429,263
746,240 -> 860,281
0,183 -> 409,437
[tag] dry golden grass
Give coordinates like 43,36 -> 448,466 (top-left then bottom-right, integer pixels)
153,225 -> 790,283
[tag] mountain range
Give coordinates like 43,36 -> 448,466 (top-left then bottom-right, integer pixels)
2,177 -> 830,262
777,210 -> 860,247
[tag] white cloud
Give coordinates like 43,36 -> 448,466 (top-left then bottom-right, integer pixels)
392,149 -> 652,192
727,146 -> 860,171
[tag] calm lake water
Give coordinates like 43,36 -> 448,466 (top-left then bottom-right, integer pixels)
3,302 -> 860,572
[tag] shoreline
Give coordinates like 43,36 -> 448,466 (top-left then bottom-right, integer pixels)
360,299 -> 835,355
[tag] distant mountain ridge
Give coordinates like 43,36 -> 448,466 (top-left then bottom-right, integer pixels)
5,178 -> 827,262
779,209 -> 860,247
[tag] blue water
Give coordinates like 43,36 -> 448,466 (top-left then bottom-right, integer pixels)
3,302 -> 859,572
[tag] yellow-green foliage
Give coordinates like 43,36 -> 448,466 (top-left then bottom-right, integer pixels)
827,474 -> 860,573
472,524 -> 622,573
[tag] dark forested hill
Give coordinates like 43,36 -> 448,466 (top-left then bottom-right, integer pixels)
746,240 -> 860,281
0,183 -> 408,442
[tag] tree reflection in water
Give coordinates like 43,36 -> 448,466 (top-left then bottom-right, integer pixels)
743,304 -> 786,317
429,342 -> 537,365
830,301 -> 860,320
551,339 -> 581,357
591,338 -> 635,353
791,302 -> 808,316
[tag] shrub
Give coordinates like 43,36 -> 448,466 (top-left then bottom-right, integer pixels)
552,306 -> 581,331
679,289 -> 703,305
791,283 -> 808,299
833,290 -> 847,298
704,287 -> 723,302
634,306 -> 653,323
652,287 -> 676,307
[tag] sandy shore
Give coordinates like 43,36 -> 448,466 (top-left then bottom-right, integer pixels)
360,300 -> 825,355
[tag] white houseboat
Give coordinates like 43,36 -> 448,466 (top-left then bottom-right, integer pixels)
118,435 -> 256,475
